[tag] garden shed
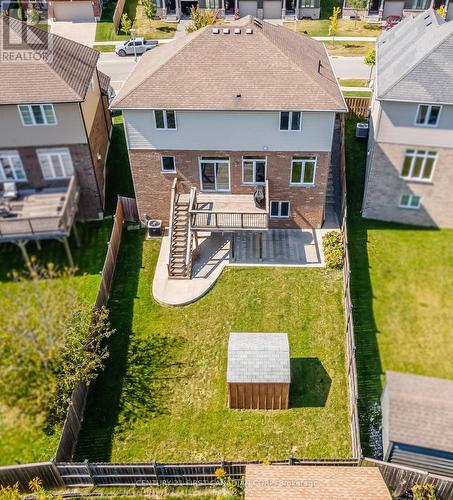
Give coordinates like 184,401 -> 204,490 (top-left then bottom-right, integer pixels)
381,371 -> 453,477
227,332 -> 290,410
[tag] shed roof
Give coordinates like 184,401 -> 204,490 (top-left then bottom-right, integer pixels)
376,9 -> 453,103
227,332 -> 290,384
384,371 -> 453,453
245,465 -> 391,499
0,14 -> 99,105
110,19 -> 346,112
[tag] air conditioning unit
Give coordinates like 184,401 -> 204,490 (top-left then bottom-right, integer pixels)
356,122 -> 369,139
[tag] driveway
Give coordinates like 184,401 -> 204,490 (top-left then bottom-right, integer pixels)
49,21 -> 96,46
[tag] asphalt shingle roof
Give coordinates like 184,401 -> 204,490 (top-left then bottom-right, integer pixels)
384,371 -> 453,453
376,9 -> 453,103
227,332 -> 290,384
0,14 -> 99,104
111,19 -> 346,112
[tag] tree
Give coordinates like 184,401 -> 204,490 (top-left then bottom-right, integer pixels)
142,0 -> 157,19
364,48 -> 375,84
0,262 -> 114,428
346,0 -> 367,27
436,4 -> 446,17
186,6 -> 219,32
120,12 -> 132,35
329,6 -> 341,46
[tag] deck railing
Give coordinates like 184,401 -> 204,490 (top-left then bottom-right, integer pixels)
0,176 -> 79,241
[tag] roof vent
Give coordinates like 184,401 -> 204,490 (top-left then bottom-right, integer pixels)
234,28 -> 241,34
245,27 -> 253,34
236,93 -> 241,98
223,28 -> 230,34
212,27 -> 220,34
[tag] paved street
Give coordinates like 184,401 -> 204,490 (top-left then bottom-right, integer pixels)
331,56 -> 374,80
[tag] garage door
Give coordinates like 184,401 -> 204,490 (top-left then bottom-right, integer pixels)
382,0 -> 404,18
239,0 -> 257,16
263,0 -> 281,18
53,1 -> 94,21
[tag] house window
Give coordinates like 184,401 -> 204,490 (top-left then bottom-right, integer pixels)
400,194 -> 421,209
415,104 -> 441,127
155,110 -> 176,129
161,156 -> 176,173
199,157 -> 230,191
290,156 -> 317,185
37,149 -> 74,179
242,157 -> 266,184
280,111 -> 302,131
401,149 -> 437,181
0,151 -> 27,181
18,104 -> 57,126
270,200 -> 290,218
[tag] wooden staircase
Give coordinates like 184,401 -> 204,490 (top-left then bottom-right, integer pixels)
168,193 -> 192,279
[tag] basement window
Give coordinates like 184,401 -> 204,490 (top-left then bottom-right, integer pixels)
161,156 -> 176,173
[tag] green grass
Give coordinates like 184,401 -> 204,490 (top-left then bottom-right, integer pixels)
326,41 -> 375,57
0,221 -> 113,465
284,19 -> 382,36
95,0 -> 176,42
340,79 -> 369,87
93,44 -> 115,52
345,117 -> 453,455
76,232 -> 351,462
342,91 -> 372,97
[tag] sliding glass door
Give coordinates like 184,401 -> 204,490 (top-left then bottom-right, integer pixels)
199,157 -> 230,192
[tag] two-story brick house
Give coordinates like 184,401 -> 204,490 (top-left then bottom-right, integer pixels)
0,15 -> 112,220
363,10 -> 453,227
111,19 -> 346,277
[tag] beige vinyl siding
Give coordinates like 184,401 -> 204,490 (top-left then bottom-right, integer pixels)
80,70 -> 101,134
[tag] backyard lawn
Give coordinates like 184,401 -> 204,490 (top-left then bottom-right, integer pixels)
284,19 -> 382,37
345,117 -> 453,455
0,221 -> 112,465
76,232 -> 351,462
95,0 -> 176,42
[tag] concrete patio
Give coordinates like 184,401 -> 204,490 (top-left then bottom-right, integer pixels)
152,229 -> 327,306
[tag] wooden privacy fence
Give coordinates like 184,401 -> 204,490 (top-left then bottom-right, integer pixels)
364,459 -> 453,499
0,462 -> 63,491
55,197 -> 138,462
113,0 -> 127,35
345,96 -> 371,118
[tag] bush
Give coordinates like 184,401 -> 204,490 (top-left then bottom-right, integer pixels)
142,0 -> 157,19
186,6 -> 219,32
323,231 -> 344,269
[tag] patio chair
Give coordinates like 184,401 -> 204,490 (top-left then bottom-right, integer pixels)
3,182 -> 18,201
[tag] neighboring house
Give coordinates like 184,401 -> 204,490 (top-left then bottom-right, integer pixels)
381,371 -> 453,477
111,18 -> 346,277
48,0 -> 104,22
362,10 -> 453,228
342,0 -> 451,21
158,0 -> 320,20
0,15 -> 112,220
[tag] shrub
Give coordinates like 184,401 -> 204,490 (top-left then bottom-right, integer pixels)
120,13 -> 132,35
411,483 -> 437,500
142,0 -> 157,19
323,231 -> 344,269
186,6 -> 219,32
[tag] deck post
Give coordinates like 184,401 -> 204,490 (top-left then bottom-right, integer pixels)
73,223 -> 81,247
231,232 -> 235,261
259,232 -> 263,261
17,241 -> 32,270
62,237 -> 75,268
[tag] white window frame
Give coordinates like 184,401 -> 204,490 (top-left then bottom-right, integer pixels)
414,104 -> 442,127
399,194 -> 421,209
37,148 -> 74,180
161,155 -> 176,173
154,110 -> 177,130
290,156 -> 317,186
198,157 -> 231,192
242,157 -> 267,185
18,104 -> 57,126
0,151 -> 27,182
270,200 -> 290,219
279,111 -> 302,132
401,149 -> 437,182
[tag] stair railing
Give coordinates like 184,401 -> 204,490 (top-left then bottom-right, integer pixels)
186,186 -> 197,278
167,178 -> 178,276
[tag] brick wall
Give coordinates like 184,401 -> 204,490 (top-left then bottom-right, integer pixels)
363,142 -> 453,228
87,97 -> 111,209
129,149 -> 330,229
2,145 -> 103,220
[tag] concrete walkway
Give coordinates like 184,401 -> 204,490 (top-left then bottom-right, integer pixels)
314,36 -> 377,42
341,86 -> 372,92
153,229 -> 326,306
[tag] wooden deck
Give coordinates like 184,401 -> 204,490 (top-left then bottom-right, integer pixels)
0,177 -> 79,242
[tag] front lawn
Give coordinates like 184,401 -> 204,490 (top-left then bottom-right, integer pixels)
0,221 -> 112,465
284,19 -> 382,37
95,0 -> 176,41
345,117 -> 453,455
76,232 -> 351,462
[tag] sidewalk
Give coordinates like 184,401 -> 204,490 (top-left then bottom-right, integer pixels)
340,86 -> 372,92
92,39 -> 175,46
313,36 -> 377,41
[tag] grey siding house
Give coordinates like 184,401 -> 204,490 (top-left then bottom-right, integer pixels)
381,371 -> 453,478
363,10 -> 453,228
